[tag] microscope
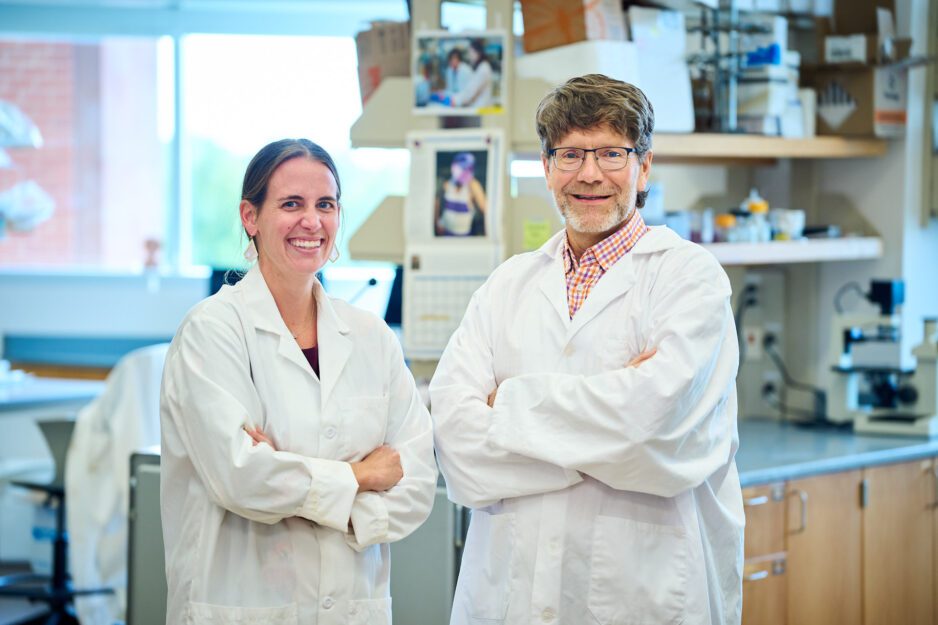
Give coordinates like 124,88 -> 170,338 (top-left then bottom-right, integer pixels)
827,279 -> 938,436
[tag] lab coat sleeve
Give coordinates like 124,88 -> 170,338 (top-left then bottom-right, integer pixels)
488,251 -> 739,498
429,278 -> 584,510
345,325 -> 438,551
161,312 -> 358,531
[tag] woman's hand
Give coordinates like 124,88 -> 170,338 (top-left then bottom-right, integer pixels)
244,425 -> 277,450
351,445 -> 403,493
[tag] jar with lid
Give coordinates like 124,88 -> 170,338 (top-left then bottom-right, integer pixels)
714,213 -> 738,243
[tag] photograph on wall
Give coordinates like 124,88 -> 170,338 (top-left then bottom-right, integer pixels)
434,149 -> 488,237
413,30 -> 505,116
405,129 -> 503,246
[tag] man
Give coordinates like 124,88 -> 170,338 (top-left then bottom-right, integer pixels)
429,74 -> 744,625
443,48 -> 472,97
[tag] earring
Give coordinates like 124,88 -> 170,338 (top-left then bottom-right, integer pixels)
243,236 -> 258,262
329,245 -> 340,263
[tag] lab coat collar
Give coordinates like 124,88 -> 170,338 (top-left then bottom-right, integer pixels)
535,224 -> 682,261
534,225 -> 683,342
311,278 -> 353,409
237,266 -> 352,407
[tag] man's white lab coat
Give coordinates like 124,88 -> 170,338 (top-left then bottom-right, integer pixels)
160,266 -> 437,625
430,226 -> 744,625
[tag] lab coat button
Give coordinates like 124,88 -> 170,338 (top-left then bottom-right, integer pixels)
324,426 -> 337,439
563,345 -> 574,357
322,596 -> 334,609
541,607 -> 556,622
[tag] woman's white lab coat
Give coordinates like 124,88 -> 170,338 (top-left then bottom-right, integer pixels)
430,226 -> 744,625
160,266 -> 437,625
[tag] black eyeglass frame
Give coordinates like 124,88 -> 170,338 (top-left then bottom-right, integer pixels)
547,146 -> 638,171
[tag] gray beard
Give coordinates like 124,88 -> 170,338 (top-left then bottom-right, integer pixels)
557,196 -> 633,234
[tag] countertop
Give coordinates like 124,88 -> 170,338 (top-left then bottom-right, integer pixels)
0,375 -> 104,414
736,418 -> 938,487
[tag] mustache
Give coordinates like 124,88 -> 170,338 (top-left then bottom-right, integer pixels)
562,184 -> 619,195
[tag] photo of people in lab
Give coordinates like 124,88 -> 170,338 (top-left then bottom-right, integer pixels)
413,32 -> 504,115
434,149 -> 488,237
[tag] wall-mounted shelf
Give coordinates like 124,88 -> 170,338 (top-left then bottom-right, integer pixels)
703,237 -> 883,266
353,78 -> 888,164
652,134 -> 888,161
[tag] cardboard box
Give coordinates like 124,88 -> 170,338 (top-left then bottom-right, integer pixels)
832,0 -> 894,34
519,0 -> 627,54
811,64 -> 907,137
738,65 -> 793,117
355,21 -> 410,104
823,33 -> 912,65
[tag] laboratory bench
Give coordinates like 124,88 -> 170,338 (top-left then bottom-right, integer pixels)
736,418 -> 938,625
737,418 -> 938,487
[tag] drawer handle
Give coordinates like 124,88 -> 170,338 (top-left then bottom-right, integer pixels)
744,495 -> 769,507
744,570 -> 769,582
788,488 -> 808,534
932,464 -> 938,509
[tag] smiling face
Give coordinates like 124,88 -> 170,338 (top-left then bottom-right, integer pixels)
240,157 -> 339,290
542,124 -> 651,251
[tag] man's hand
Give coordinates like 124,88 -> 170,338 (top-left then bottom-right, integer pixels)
487,385 -> 498,408
351,445 -> 403,493
626,348 -> 657,368
244,425 -> 276,450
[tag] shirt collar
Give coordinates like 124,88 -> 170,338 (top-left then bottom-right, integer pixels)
563,210 -> 648,275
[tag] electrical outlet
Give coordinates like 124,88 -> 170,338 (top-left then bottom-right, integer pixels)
737,270 -> 786,420
743,326 -> 764,361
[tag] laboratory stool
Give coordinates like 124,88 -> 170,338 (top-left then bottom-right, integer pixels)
0,419 -> 111,624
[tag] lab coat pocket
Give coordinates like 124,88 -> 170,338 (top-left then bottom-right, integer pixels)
587,515 -> 688,625
183,601 -> 299,624
340,395 -> 390,456
348,597 -> 392,625
459,510 -> 515,622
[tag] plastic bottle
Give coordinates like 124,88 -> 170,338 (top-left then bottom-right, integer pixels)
741,188 -> 771,242
749,201 -> 771,242
715,213 -> 738,242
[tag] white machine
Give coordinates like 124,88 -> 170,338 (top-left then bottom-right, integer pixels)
827,280 -> 938,437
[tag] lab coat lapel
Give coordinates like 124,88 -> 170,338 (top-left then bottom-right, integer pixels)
536,232 -> 572,329
566,245 -> 637,342
239,266 -> 325,380
313,281 -> 352,410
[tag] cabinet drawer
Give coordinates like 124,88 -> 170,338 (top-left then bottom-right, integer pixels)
743,482 -> 786,558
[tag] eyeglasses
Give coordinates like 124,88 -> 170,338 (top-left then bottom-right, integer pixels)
548,146 -> 637,172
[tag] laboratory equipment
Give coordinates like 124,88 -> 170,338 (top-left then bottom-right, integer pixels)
827,280 -> 938,436
855,318 -> 938,436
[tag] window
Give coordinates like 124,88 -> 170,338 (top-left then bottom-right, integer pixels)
181,34 -> 409,271
0,6 -> 411,276
0,36 -> 170,269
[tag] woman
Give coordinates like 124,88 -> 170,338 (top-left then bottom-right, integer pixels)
449,39 -> 494,109
160,138 -> 437,625
435,151 -> 487,237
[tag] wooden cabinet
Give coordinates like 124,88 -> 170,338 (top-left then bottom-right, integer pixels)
744,458 -> 938,625
862,460 -> 935,625
742,483 -> 787,625
785,471 -> 862,625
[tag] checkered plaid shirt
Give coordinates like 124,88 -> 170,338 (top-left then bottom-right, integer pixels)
563,212 -> 648,319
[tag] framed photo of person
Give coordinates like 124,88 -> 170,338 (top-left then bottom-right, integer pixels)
413,30 -> 506,116
405,129 -> 504,246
